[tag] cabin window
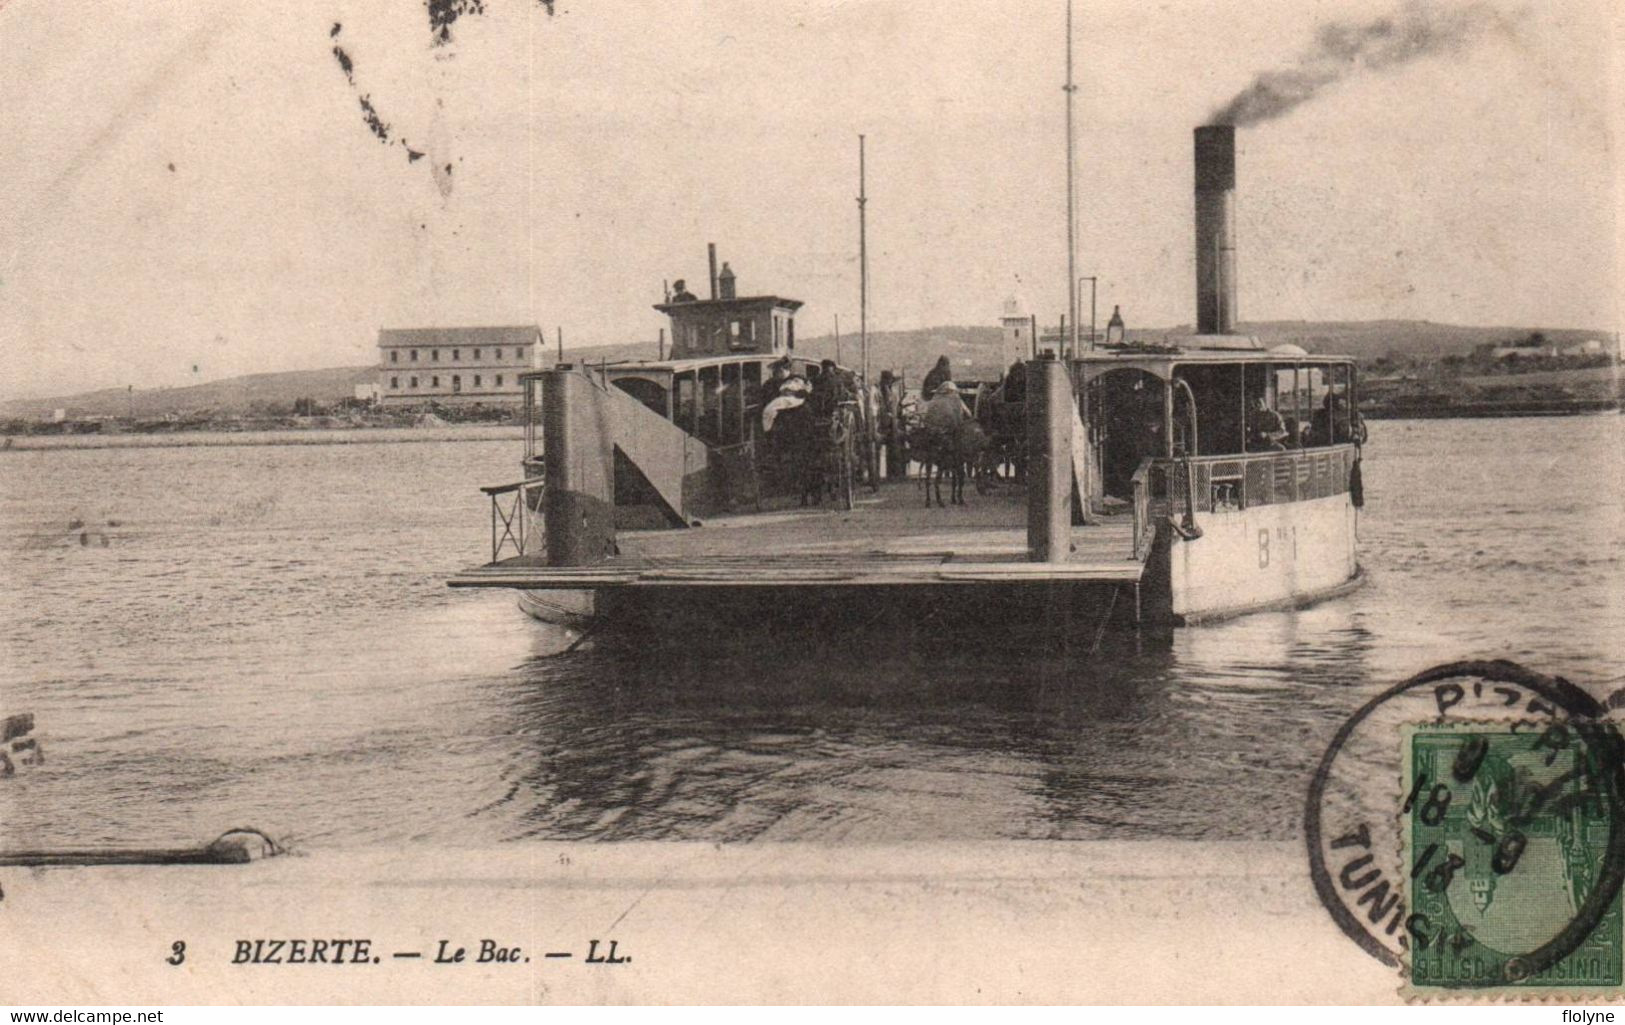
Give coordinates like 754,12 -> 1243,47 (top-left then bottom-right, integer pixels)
698,364 -> 724,443
1172,364 -> 1246,455
391,351 -> 399,363
743,361 -> 764,412
787,318 -> 795,350
674,372 -> 698,435
728,319 -> 755,351
390,376 -> 399,389
721,362 -> 747,444
613,376 -> 671,418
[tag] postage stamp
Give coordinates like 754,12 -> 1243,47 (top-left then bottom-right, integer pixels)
1401,721 -> 1625,995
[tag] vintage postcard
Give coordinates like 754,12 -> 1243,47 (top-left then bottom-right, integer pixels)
1,0 -> 1620,1007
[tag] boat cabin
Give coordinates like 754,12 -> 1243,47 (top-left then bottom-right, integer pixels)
1078,341 -> 1361,512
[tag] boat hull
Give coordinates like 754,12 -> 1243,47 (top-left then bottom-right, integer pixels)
516,588 -> 596,628
1165,491 -> 1360,623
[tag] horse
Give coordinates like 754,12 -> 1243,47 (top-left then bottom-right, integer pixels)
914,417 -> 989,507
974,380 -> 1026,486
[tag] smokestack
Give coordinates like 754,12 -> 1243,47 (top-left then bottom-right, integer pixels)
1194,125 -> 1236,335
707,243 -> 719,300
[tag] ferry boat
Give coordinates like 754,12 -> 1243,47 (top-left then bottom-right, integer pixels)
449,126 -> 1367,643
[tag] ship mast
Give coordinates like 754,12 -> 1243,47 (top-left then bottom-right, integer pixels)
1064,0 -> 1079,359
858,134 -> 869,387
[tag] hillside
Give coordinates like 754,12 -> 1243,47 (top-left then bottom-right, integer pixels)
6,320 -> 1611,419
0,366 -> 378,419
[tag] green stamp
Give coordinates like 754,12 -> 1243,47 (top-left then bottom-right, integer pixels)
1403,722 -> 1625,991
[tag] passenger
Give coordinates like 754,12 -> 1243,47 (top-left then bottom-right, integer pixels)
1310,392 -> 1350,446
761,375 -> 810,433
921,355 -> 953,399
1247,395 -> 1288,451
669,279 -> 697,303
809,359 -> 848,419
759,359 -> 792,406
877,370 -> 906,480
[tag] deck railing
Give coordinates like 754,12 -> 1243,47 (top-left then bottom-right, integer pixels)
1130,458 -> 1159,560
480,477 -> 546,563
1179,445 -> 1358,513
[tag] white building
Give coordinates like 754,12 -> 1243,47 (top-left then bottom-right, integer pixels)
999,296 -> 1033,369
377,326 -> 543,406
1559,339 -> 1607,357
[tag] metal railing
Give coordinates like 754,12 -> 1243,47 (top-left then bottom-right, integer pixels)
1130,458 -> 1158,560
480,477 -> 546,563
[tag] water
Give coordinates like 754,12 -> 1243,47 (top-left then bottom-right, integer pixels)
1,418 -> 1621,849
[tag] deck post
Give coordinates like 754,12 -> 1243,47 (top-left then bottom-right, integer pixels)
542,369 -> 616,567
1026,355 -> 1072,562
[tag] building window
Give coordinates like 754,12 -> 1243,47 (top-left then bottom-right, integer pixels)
391,351 -> 399,363
452,375 -> 461,392
474,348 -> 481,359
453,349 -> 461,360
496,374 -> 504,386
390,376 -> 399,389
474,374 -> 482,387
494,348 -> 503,359
432,376 -> 440,387
410,376 -> 418,388
410,349 -> 418,361
432,350 -> 440,361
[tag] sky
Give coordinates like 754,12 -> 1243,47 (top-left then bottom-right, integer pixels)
0,0 -> 1618,399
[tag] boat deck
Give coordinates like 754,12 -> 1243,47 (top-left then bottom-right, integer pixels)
449,482 -> 1146,590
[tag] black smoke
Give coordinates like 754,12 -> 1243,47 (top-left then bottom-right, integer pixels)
1209,0 -> 1516,126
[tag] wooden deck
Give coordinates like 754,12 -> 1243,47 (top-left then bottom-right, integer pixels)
449,482 -> 1146,590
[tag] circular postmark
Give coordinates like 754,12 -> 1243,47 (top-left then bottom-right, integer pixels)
1305,659 -> 1625,986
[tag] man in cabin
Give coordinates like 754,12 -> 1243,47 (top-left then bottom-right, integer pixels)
921,355 -> 953,399
1247,395 -> 1288,451
670,279 -> 697,303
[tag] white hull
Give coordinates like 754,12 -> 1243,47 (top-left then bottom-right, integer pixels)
1168,492 -> 1360,622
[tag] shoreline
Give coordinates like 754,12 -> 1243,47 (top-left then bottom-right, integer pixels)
0,424 -> 525,452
